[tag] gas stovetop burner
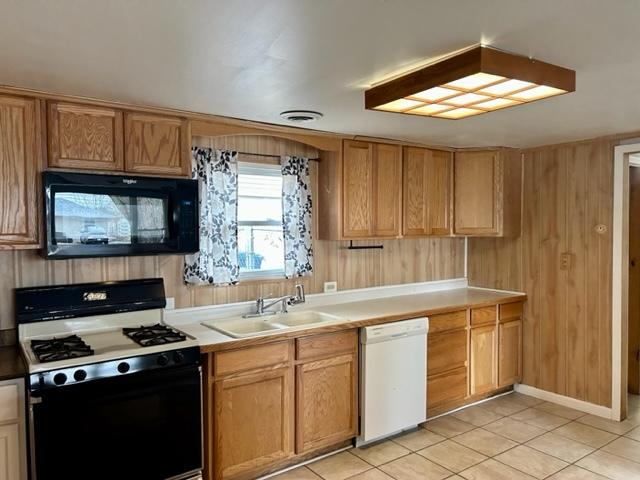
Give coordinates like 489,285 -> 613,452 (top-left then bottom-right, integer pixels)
123,324 -> 187,347
31,334 -> 94,363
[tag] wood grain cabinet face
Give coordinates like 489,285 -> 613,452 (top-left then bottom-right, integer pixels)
498,317 -> 522,387
342,140 -> 401,239
470,324 -> 498,395
296,352 -> 358,453
426,310 -> 469,413
372,143 -> 402,237
47,102 -> 123,171
453,149 -> 522,237
403,147 -> 452,236
454,150 -> 499,235
342,140 -> 373,237
214,367 -> 294,479
124,113 -> 190,177
0,95 -> 40,246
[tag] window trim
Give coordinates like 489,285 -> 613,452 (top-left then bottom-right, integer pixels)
237,161 -> 285,281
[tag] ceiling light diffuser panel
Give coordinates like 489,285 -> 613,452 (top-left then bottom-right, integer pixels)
365,46 -> 575,119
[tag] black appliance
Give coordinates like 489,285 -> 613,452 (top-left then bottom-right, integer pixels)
43,171 -> 199,258
18,279 -> 203,480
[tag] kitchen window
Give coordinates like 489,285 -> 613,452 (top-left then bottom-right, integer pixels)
237,162 -> 285,279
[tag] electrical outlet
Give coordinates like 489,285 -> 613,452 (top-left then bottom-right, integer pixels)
165,297 -> 175,310
560,253 -> 572,270
323,281 -> 337,293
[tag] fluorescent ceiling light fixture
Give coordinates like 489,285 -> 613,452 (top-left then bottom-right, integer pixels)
365,46 -> 575,119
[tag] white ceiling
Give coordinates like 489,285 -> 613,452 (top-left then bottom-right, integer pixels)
1,0 -> 639,148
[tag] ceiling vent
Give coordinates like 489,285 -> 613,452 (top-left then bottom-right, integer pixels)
280,110 -> 323,123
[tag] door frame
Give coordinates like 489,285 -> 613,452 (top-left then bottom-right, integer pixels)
612,143 -> 640,420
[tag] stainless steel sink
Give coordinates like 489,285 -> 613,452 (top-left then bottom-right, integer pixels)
202,311 -> 343,338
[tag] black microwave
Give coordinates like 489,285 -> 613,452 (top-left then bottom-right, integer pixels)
43,171 -> 199,259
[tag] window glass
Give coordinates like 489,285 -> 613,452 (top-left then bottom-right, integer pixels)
237,163 -> 284,278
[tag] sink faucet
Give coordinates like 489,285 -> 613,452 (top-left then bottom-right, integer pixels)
244,284 -> 306,318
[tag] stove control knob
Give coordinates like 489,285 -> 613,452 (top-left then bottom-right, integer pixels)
74,369 -> 87,382
157,354 -> 169,366
173,351 -> 185,364
53,373 -> 67,385
117,362 -> 130,374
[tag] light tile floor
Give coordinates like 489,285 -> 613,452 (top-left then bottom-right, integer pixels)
272,393 -> 640,480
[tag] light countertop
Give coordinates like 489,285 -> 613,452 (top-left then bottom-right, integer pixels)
169,287 -> 525,354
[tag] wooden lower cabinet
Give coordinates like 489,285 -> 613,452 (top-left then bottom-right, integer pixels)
213,366 -> 294,480
296,352 -> 358,453
427,310 -> 469,414
428,367 -> 468,411
206,330 -> 359,480
0,423 -> 20,480
470,325 -> 498,396
498,319 -> 522,387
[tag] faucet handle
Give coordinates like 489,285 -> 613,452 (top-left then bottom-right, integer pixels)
294,284 -> 305,303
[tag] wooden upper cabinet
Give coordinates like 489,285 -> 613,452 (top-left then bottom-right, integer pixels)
403,147 -> 452,236
372,143 -> 402,237
342,140 -> 401,239
0,95 -> 41,247
342,140 -> 373,237
47,102 -> 124,171
124,113 -> 190,177
454,149 -> 521,236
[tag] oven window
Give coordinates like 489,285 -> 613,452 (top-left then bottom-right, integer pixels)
53,192 -> 169,245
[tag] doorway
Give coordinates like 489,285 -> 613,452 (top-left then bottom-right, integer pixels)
613,143 -> 640,421
629,159 -> 640,395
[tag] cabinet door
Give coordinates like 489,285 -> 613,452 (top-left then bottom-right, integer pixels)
296,353 -> 358,453
498,319 -> 522,387
372,143 -> 401,237
427,329 -> 467,376
124,113 -> 190,176
454,150 -> 499,235
427,366 -> 468,411
0,423 -> 20,480
342,140 -> 373,237
47,102 -> 124,171
214,367 -> 294,479
403,147 -> 428,236
403,147 -> 452,236
0,95 -> 40,246
470,325 -> 497,395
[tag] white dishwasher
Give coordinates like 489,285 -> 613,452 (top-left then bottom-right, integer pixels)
357,317 -> 428,446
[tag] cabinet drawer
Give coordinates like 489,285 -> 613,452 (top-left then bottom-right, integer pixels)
214,341 -> 292,377
428,310 -> 467,333
427,366 -> 468,408
296,330 -> 357,361
471,306 -> 497,327
499,302 -> 523,322
428,330 -> 467,376
0,384 -> 18,422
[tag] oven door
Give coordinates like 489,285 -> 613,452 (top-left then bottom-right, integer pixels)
29,364 -> 202,480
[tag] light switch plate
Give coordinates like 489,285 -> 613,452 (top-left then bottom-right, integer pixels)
323,281 -> 338,293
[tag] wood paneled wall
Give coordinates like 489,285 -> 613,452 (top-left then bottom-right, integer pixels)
0,134 -> 464,334
468,139 -> 613,407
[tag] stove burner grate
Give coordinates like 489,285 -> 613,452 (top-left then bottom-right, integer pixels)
31,334 -> 94,362
123,324 -> 187,347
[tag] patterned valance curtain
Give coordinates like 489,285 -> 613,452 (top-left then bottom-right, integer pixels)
281,156 -> 313,278
184,148 -> 239,285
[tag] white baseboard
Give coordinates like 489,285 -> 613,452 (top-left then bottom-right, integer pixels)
514,384 -> 613,419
